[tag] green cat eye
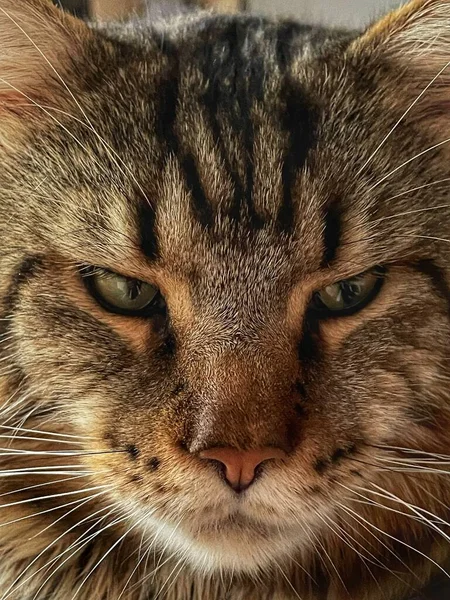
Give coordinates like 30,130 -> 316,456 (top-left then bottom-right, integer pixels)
83,268 -> 163,316
311,269 -> 384,317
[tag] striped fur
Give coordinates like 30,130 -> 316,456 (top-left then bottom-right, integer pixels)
1,0 -> 450,598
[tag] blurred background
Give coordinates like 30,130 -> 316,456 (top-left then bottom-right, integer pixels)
56,0 -> 404,28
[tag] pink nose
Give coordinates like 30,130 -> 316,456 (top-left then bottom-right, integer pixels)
199,447 -> 287,491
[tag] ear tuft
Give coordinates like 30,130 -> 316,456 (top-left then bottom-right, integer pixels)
0,0 -> 90,110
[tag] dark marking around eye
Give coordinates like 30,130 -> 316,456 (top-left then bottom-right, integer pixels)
147,457 -> 161,471
181,155 -> 214,228
298,319 -> 320,363
322,204 -> 341,265
413,260 -> 450,317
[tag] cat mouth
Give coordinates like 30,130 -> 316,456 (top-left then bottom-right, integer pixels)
184,507 -> 286,538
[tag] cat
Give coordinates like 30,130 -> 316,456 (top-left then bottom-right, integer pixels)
0,0 -> 450,598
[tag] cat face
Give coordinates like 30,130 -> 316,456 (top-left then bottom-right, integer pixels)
1,0 -> 450,590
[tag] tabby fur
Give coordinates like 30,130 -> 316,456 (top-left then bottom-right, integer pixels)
1,0 -> 450,598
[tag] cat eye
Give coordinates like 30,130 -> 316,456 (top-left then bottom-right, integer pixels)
310,269 -> 384,317
82,268 -> 164,316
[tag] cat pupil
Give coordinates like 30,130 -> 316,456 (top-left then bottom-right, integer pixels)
128,280 -> 141,301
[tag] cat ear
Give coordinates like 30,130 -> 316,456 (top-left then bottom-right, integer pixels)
0,0 -> 90,111
352,0 -> 450,129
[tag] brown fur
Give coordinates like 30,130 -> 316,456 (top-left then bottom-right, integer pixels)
1,0 -> 450,598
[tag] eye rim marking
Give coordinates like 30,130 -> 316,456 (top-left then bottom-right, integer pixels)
80,265 -> 166,318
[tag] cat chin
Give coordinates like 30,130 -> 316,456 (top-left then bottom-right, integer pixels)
145,513 -> 303,575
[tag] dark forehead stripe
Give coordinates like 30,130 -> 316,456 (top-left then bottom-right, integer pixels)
138,197 -> 159,261
193,20 -> 247,224
192,18 -> 264,228
278,80 -> 317,232
141,15 -> 320,246
156,32 -> 215,230
138,35 -> 179,261
139,34 -> 213,253
322,204 -> 342,266
197,17 -> 318,230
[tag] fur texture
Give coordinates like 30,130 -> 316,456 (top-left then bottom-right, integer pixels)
0,0 -> 450,598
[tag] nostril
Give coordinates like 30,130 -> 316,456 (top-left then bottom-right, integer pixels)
199,447 -> 287,491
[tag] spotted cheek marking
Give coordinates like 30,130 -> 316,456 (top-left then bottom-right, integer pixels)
105,431 -> 178,494
313,444 -> 359,478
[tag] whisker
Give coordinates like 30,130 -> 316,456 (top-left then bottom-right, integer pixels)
0,472 -> 100,498
0,490 -> 108,532
273,559 -> 303,600
3,500 -> 117,600
337,499 -> 450,580
0,484 -> 111,510
356,58 -> 450,178
0,434 -> 85,446
319,511 -> 387,570
29,510 -> 123,600
368,199 -> 450,227
364,482 -> 450,541
335,497 -> 416,577
154,555 -> 187,600
372,444 -> 450,460
0,448 -> 125,457
116,526 -> 149,600
69,515 -> 146,600
368,133 -> 450,192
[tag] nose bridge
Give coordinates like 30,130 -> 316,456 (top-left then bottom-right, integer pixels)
186,346 -> 299,454
202,348 -> 285,408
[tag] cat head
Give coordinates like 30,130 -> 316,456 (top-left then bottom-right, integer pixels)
1,0 -> 450,585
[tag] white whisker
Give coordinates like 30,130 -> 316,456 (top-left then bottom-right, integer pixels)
356,59 -> 450,177
69,515 -> 145,600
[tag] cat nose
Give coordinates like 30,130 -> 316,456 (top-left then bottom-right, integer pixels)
198,447 -> 287,492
